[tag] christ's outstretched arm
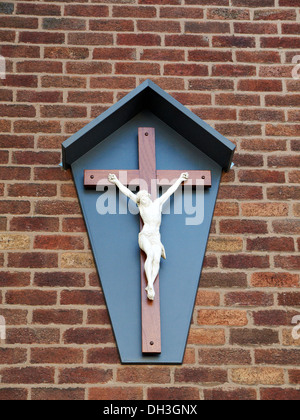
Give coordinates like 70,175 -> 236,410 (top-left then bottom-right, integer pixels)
157,172 -> 189,207
108,174 -> 137,204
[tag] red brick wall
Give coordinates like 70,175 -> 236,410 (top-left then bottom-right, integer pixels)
0,0 -> 299,401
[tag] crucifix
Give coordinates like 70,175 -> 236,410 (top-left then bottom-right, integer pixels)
84,128 -> 211,354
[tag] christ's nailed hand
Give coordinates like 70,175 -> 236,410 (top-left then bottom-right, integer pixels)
108,174 -> 118,184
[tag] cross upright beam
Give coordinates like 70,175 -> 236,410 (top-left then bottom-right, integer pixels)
84,128 -> 212,355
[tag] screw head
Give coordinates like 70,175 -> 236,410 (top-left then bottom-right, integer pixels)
145,132 -> 149,136
150,341 -> 154,346
90,175 -> 94,180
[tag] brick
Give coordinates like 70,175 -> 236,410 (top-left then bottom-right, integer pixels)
147,387 -> 199,400
204,388 -> 256,401
141,48 -> 184,62
13,151 -> 60,165
254,9 -> 296,20
160,6 -> 204,19
2,75 -> 38,88
278,292 -> 300,307
87,347 -> 120,364
213,36 -> 255,48
251,272 -> 299,288
63,328 -> 114,345
63,218 -> 86,233
0,2 -> 14,14
261,388 -> 300,401
68,33 -> 113,46
231,368 -> 284,385
198,310 -> 248,326
189,50 -> 232,62
256,349 -> 300,365
14,120 -> 61,134
216,93 -> 260,106
0,30 -> 15,42
187,328 -> 225,345
8,253 -> 58,269
116,62 -> 160,75
68,91 -> 113,104
289,370 -> 300,385
236,51 -> 281,64
225,291 -> 273,307
0,135 -> 33,149
238,80 -> 282,92
90,19 -> 134,32
266,95 -> 300,107
186,21 -> 230,34
0,16 -> 38,29
253,311 -> 295,327
173,92 -> 211,105
0,234 -> 30,250
235,22 -> 277,34
59,367 -> 112,384
199,349 -> 251,365
232,0 -> 274,5
89,387 -> 143,401
31,348 -> 83,365
8,183 -> 57,198
37,135 -> 67,149
65,5 -> 108,17
240,109 -> 284,122
33,309 -> 83,325
175,367 -> 227,384
0,348 -> 27,365
42,76 -> 86,89
241,202 -> 288,217
0,389 -> 28,401
230,328 -> 279,346
61,184 -> 77,198
262,37 -> 300,49
0,309 -> 28,326
17,3 -> 61,16
34,235 -> 84,251
207,237 -> 243,252
220,220 -> 267,234
138,19 -> 180,32
112,6 -> 156,18
10,217 -> 59,232
239,169 -> 285,183
6,328 -> 59,345
31,388 -> 84,401
118,33 -> 161,47
165,64 -> 208,77
61,290 -> 104,306
275,256 -> 300,270
87,309 -> 110,325
0,367 -> 55,384
166,35 -> 209,47
241,139 -> 286,152
17,60 -> 62,74
267,186 -> 300,200
43,18 -> 86,31
208,8 -> 250,20
93,48 -> 136,61
0,272 -> 30,287
19,31 -> 65,44
221,254 -> 269,269
35,200 -> 81,215
0,45 -> 40,58
186,0 -> 229,4
117,367 -> 171,384
0,200 -> 30,214
273,220 -> 300,234
61,253 -> 95,269
5,290 -> 57,306
260,65 -> 294,78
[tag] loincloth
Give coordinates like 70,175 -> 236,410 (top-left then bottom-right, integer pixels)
139,231 -> 163,248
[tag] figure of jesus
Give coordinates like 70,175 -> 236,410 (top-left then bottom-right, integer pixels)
108,172 -> 189,301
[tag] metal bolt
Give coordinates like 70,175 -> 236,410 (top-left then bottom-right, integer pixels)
90,175 -> 94,179
150,341 -> 154,346
145,132 -> 149,136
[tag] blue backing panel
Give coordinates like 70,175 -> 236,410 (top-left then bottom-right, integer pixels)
72,111 -> 222,364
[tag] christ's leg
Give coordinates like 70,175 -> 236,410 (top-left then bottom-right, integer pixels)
151,246 -> 161,286
139,235 -> 156,300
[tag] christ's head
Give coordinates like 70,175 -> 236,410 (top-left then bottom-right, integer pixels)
136,190 -> 152,207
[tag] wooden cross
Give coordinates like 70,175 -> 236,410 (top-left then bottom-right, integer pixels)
84,127 -> 211,354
